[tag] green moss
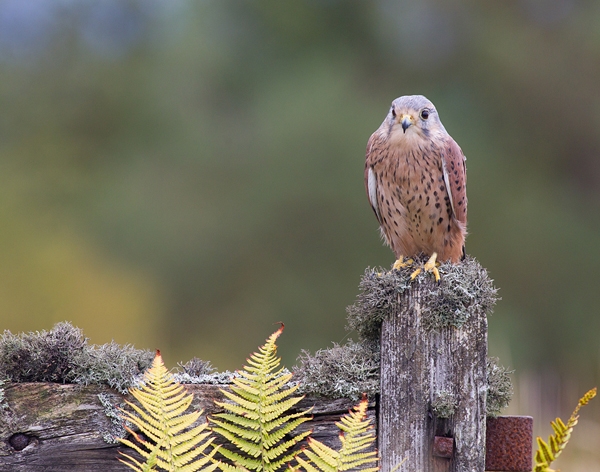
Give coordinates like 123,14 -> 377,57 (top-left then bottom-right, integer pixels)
0,263 -> 510,419
71,342 -> 154,394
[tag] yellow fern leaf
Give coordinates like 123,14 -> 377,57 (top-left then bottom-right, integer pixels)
532,387 -> 596,472
295,456 -> 323,472
295,395 -> 379,472
118,350 -> 220,472
211,326 -> 312,472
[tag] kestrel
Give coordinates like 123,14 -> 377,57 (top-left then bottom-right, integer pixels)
365,95 -> 467,281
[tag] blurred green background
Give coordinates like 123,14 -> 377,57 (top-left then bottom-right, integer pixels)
0,1 -> 599,468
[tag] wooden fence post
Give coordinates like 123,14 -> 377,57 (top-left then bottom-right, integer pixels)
379,276 -> 488,472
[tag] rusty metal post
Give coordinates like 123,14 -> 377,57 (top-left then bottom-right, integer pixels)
485,416 -> 533,472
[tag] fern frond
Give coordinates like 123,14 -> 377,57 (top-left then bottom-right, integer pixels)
211,326 -> 312,472
295,395 -> 379,472
118,350 -> 220,472
533,387 -> 596,472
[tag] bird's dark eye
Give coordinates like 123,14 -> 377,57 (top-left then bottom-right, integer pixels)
420,109 -> 430,120
391,106 -> 396,118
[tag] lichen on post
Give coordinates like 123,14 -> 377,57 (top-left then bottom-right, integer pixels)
352,256 -> 497,472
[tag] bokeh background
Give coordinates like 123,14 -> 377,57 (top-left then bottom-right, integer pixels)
0,0 -> 599,469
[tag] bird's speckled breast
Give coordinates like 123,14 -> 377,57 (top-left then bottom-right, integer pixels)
374,139 -> 464,262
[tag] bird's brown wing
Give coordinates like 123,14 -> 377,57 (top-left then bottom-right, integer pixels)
441,138 -> 467,225
364,132 -> 384,225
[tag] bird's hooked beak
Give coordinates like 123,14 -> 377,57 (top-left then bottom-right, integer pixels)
400,114 -> 413,133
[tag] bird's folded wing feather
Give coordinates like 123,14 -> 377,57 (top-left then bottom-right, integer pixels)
441,138 -> 467,225
365,133 -> 383,225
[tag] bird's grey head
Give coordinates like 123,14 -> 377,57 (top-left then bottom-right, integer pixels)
386,95 -> 447,142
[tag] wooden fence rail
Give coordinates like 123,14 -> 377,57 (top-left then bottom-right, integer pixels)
0,382 -> 370,471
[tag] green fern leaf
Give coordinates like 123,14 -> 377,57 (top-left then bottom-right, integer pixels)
295,395 -> 379,472
261,415 -> 311,445
262,410 -> 308,432
213,428 -> 263,457
262,430 -> 312,461
211,326 -> 312,472
118,350 -> 220,472
295,456 -> 322,472
219,390 -> 262,412
211,418 -> 263,443
212,413 -> 262,431
533,387 -> 596,472
303,440 -> 339,470
261,396 -> 305,417
218,446 -> 263,468
215,399 -> 261,419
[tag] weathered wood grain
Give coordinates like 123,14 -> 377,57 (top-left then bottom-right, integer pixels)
379,277 -> 488,472
0,382 -> 374,471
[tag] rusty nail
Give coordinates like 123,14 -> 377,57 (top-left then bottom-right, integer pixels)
485,416 -> 533,472
432,436 -> 453,459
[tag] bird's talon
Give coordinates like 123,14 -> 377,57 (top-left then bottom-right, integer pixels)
423,253 -> 437,269
409,253 -> 441,282
423,252 -> 441,282
392,256 -> 413,271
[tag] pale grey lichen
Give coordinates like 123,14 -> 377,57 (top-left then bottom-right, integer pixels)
346,256 -> 499,341
0,322 -> 239,393
97,392 -> 128,444
431,390 -> 458,418
294,340 -> 380,401
420,256 -> 498,331
174,370 -> 240,385
0,322 -> 87,383
486,357 -> 514,417
346,267 -> 411,345
71,342 -> 155,394
0,322 -> 154,393
0,379 -> 6,411
177,357 -> 215,377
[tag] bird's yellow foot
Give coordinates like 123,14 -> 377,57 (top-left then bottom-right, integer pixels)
410,252 -> 441,283
392,256 -> 414,271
